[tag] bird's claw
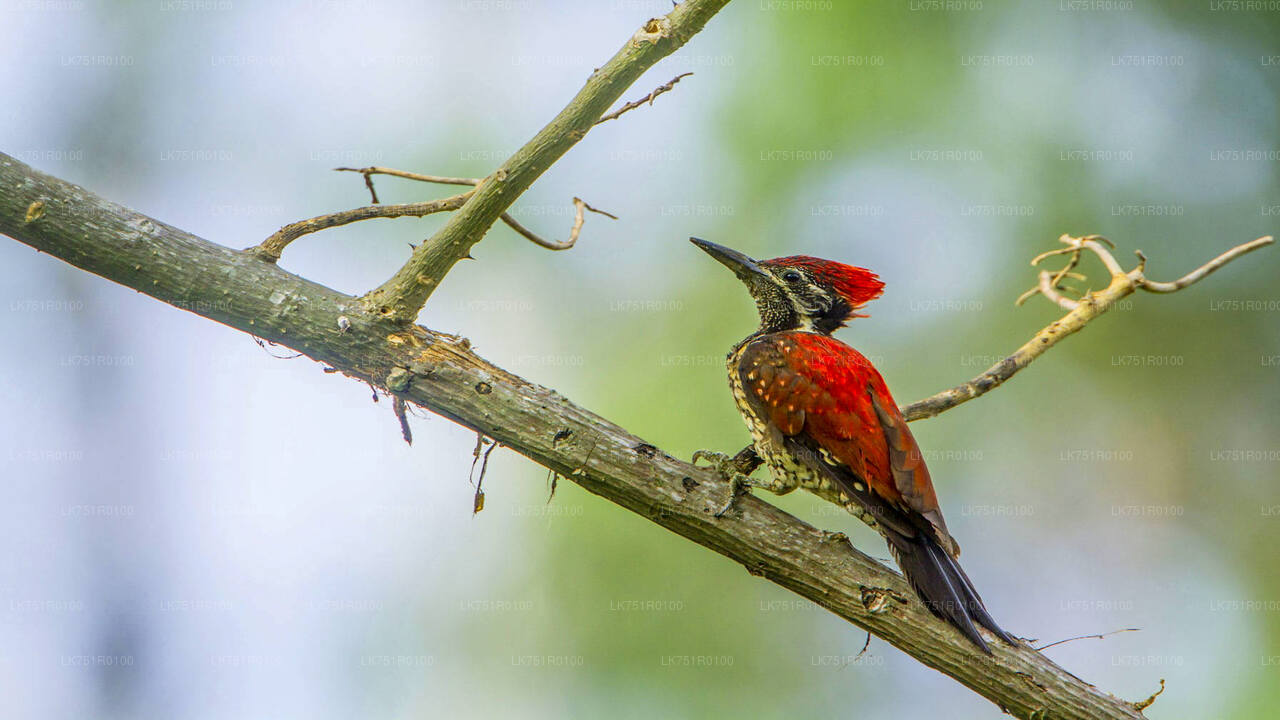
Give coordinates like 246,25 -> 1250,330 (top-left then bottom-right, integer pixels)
692,449 -> 753,517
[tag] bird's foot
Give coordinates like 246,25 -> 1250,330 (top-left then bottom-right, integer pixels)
692,449 -> 763,517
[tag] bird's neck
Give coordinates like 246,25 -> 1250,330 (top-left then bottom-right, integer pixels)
730,322 -> 832,356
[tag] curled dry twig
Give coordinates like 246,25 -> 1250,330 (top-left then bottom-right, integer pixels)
502,197 -> 618,250
1131,679 -> 1166,714
900,234 -> 1274,422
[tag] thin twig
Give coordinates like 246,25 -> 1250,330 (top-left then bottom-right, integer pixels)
247,194 -> 471,263
595,72 -> 693,125
902,234 -> 1274,421
1033,270 -> 1079,310
335,166 -> 480,190
335,164 -> 615,252
501,198 -> 617,251
1034,627 -> 1139,652
1138,236 -> 1273,292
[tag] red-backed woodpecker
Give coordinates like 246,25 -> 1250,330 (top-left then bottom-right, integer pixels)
690,237 -> 1015,653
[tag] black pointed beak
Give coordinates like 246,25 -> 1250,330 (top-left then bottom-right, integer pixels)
690,237 -> 770,284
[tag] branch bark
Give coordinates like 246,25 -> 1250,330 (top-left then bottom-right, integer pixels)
361,2 -> 730,323
2,152 -> 1154,720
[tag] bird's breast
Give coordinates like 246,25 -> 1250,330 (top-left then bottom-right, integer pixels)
726,343 -> 880,529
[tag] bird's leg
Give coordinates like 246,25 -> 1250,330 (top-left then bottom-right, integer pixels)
692,446 -> 780,517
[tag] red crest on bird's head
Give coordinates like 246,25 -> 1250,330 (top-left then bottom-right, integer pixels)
760,256 -> 885,315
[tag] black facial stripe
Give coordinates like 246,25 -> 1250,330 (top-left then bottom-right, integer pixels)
814,295 -> 853,333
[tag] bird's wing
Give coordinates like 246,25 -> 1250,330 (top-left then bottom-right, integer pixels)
736,332 -> 956,554
736,332 -> 1013,650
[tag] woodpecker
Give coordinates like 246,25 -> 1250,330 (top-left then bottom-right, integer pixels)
690,237 -> 1014,653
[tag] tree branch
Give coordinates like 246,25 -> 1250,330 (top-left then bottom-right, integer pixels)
331,165 -> 617,252
335,165 -> 478,191
361,2 -> 731,323
501,197 -> 618,251
2,152 -> 1157,720
594,72 -> 693,125
247,193 -> 472,263
900,233 -> 1273,421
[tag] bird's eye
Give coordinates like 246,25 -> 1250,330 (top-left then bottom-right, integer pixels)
781,269 -> 803,283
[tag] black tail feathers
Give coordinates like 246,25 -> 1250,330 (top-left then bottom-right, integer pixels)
887,531 -> 1015,653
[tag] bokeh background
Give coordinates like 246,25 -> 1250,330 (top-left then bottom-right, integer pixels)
3,1 -> 1279,718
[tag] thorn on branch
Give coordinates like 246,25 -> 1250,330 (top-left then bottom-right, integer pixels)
595,72 -> 693,125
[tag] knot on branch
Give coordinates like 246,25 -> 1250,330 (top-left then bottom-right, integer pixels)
635,16 -> 671,43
